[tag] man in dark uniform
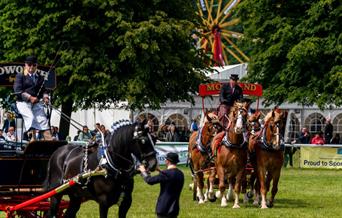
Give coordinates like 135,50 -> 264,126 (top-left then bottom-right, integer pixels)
218,74 -> 243,128
13,55 -> 52,141
139,152 -> 184,218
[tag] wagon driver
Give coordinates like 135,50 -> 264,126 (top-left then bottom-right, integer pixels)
13,55 -> 52,141
218,74 -> 243,128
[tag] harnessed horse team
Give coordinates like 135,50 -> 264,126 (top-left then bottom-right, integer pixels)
188,102 -> 286,209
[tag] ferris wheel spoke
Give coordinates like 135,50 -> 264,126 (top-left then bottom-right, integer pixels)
219,18 -> 240,29
219,0 -> 240,24
223,0 -> 240,15
197,2 -> 205,19
221,29 -> 243,38
222,35 -> 250,62
222,48 -> 229,65
197,0 -> 248,65
222,44 -> 243,63
207,36 -> 215,55
216,0 -> 235,21
214,0 -> 223,24
204,0 -> 215,25
201,39 -> 209,50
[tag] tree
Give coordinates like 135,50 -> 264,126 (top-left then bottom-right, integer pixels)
237,0 -> 342,108
0,0 -> 208,136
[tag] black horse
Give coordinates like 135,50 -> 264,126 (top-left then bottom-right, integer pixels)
46,120 -> 158,218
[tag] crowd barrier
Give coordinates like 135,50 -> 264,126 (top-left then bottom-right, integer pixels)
155,141 -> 188,165
285,144 -> 342,169
155,142 -> 342,169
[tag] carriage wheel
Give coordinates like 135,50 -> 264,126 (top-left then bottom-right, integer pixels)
195,0 -> 249,65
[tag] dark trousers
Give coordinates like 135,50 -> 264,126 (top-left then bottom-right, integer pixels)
157,215 -> 177,218
218,104 -> 230,128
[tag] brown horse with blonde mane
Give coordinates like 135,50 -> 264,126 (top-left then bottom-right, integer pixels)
210,101 -> 249,208
249,108 -> 286,208
188,112 -> 222,203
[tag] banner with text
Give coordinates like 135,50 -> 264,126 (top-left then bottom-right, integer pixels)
155,142 -> 188,165
300,146 -> 342,169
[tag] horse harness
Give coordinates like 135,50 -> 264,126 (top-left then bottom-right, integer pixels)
99,123 -> 156,179
221,131 -> 248,149
193,128 -> 212,154
250,123 -> 285,152
62,122 -> 156,184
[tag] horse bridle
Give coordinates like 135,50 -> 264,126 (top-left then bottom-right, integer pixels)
262,118 -> 283,149
227,106 -> 247,132
100,124 -> 157,177
132,125 -> 157,167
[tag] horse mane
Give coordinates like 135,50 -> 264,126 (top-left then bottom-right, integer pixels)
110,123 -> 135,147
107,120 -> 136,151
200,111 -> 219,127
229,101 -> 248,120
264,108 -> 283,125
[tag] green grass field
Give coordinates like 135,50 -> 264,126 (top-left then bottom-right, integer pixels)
1,166 -> 342,218
76,166 -> 342,218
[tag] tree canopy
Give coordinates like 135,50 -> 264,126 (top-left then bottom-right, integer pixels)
0,0 -> 208,110
238,0 -> 341,108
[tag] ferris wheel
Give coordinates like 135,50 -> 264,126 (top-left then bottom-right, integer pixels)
196,0 -> 249,66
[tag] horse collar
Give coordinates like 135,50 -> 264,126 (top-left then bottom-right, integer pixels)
102,149 -> 122,177
195,128 -> 206,153
195,127 -> 212,154
260,128 -> 284,151
101,148 -> 136,178
222,132 -> 247,149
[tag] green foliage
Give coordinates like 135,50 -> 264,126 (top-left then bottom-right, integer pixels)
0,0 -> 208,110
238,0 -> 342,108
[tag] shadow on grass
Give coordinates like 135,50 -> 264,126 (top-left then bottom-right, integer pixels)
270,198 -> 309,208
240,198 -> 309,209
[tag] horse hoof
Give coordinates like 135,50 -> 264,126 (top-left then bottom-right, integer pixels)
232,204 -> 240,209
261,205 -> 268,209
253,201 -> 259,206
226,191 -> 234,201
221,202 -> 228,207
198,199 -> 205,204
267,202 -> 274,208
221,197 -> 228,207
215,191 -> 222,199
189,183 -> 194,190
208,196 -> 217,202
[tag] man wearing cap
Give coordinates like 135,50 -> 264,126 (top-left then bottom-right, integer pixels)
13,55 -> 52,141
139,152 -> 184,218
218,74 -> 243,128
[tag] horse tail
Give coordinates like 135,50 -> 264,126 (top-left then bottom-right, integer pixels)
43,155 -> 53,192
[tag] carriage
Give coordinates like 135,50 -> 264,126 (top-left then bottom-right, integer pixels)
0,61 -> 158,218
188,81 -> 263,204
0,63 -> 71,217
0,140 -> 70,217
